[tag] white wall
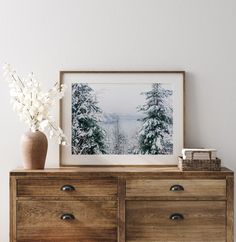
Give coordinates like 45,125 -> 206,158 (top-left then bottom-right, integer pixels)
0,0 -> 236,241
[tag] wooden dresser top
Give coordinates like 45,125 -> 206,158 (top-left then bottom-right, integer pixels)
10,166 -> 233,178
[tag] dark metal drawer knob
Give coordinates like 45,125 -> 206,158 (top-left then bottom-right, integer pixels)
61,185 -> 75,191
61,213 -> 75,220
169,213 -> 184,220
170,184 -> 184,192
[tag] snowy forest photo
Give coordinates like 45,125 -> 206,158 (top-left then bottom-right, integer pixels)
71,82 -> 173,155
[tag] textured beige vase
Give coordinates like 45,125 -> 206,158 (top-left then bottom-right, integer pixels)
21,130 -> 48,169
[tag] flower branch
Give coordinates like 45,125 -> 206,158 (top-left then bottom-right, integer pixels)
3,64 -> 68,145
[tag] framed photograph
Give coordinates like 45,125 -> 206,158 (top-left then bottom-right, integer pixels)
60,71 -> 185,166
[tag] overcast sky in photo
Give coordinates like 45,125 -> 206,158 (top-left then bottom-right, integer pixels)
88,83 -> 172,116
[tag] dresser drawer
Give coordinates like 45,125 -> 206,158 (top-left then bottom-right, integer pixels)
17,179 -> 117,197
126,179 -> 226,197
126,201 -> 226,242
17,200 -> 117,241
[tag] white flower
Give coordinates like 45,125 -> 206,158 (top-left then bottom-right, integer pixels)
3,64 -> 67,145
3,63 -> 13,78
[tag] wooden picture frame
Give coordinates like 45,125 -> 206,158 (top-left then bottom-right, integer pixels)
59,71 -> 185,166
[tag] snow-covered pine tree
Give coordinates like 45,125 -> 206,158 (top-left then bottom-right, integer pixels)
137,83 -> 173,155
112,115 -> 127,154
71,83 -> 106,155
127,130 -> 140,154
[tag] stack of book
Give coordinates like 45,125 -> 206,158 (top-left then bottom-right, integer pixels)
182,148 -> 217,160
179,148 -> 221,171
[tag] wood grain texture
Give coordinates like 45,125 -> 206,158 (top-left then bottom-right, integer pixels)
126,179 -> 226,197
118,177 -> 126,242
226,175 -> 234,242
17,179 -> 117,197
10,166 -> 233,178
126,201 -> 226,242
17,237 -> 115,242
10,166 -> 234,242
17,200 -> 117,241
17,230 -> 116,242
10,177 -> 17,242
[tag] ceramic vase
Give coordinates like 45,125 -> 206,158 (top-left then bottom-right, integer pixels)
21,130 -> 48,169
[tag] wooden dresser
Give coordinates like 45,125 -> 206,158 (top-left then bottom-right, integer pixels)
10,166 -> 234,242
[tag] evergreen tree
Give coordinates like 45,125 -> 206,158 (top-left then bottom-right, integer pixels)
71,83 -> 106,154
127,130 -> 140,154
137,83 -> 173,154
112,115 -> 127,154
